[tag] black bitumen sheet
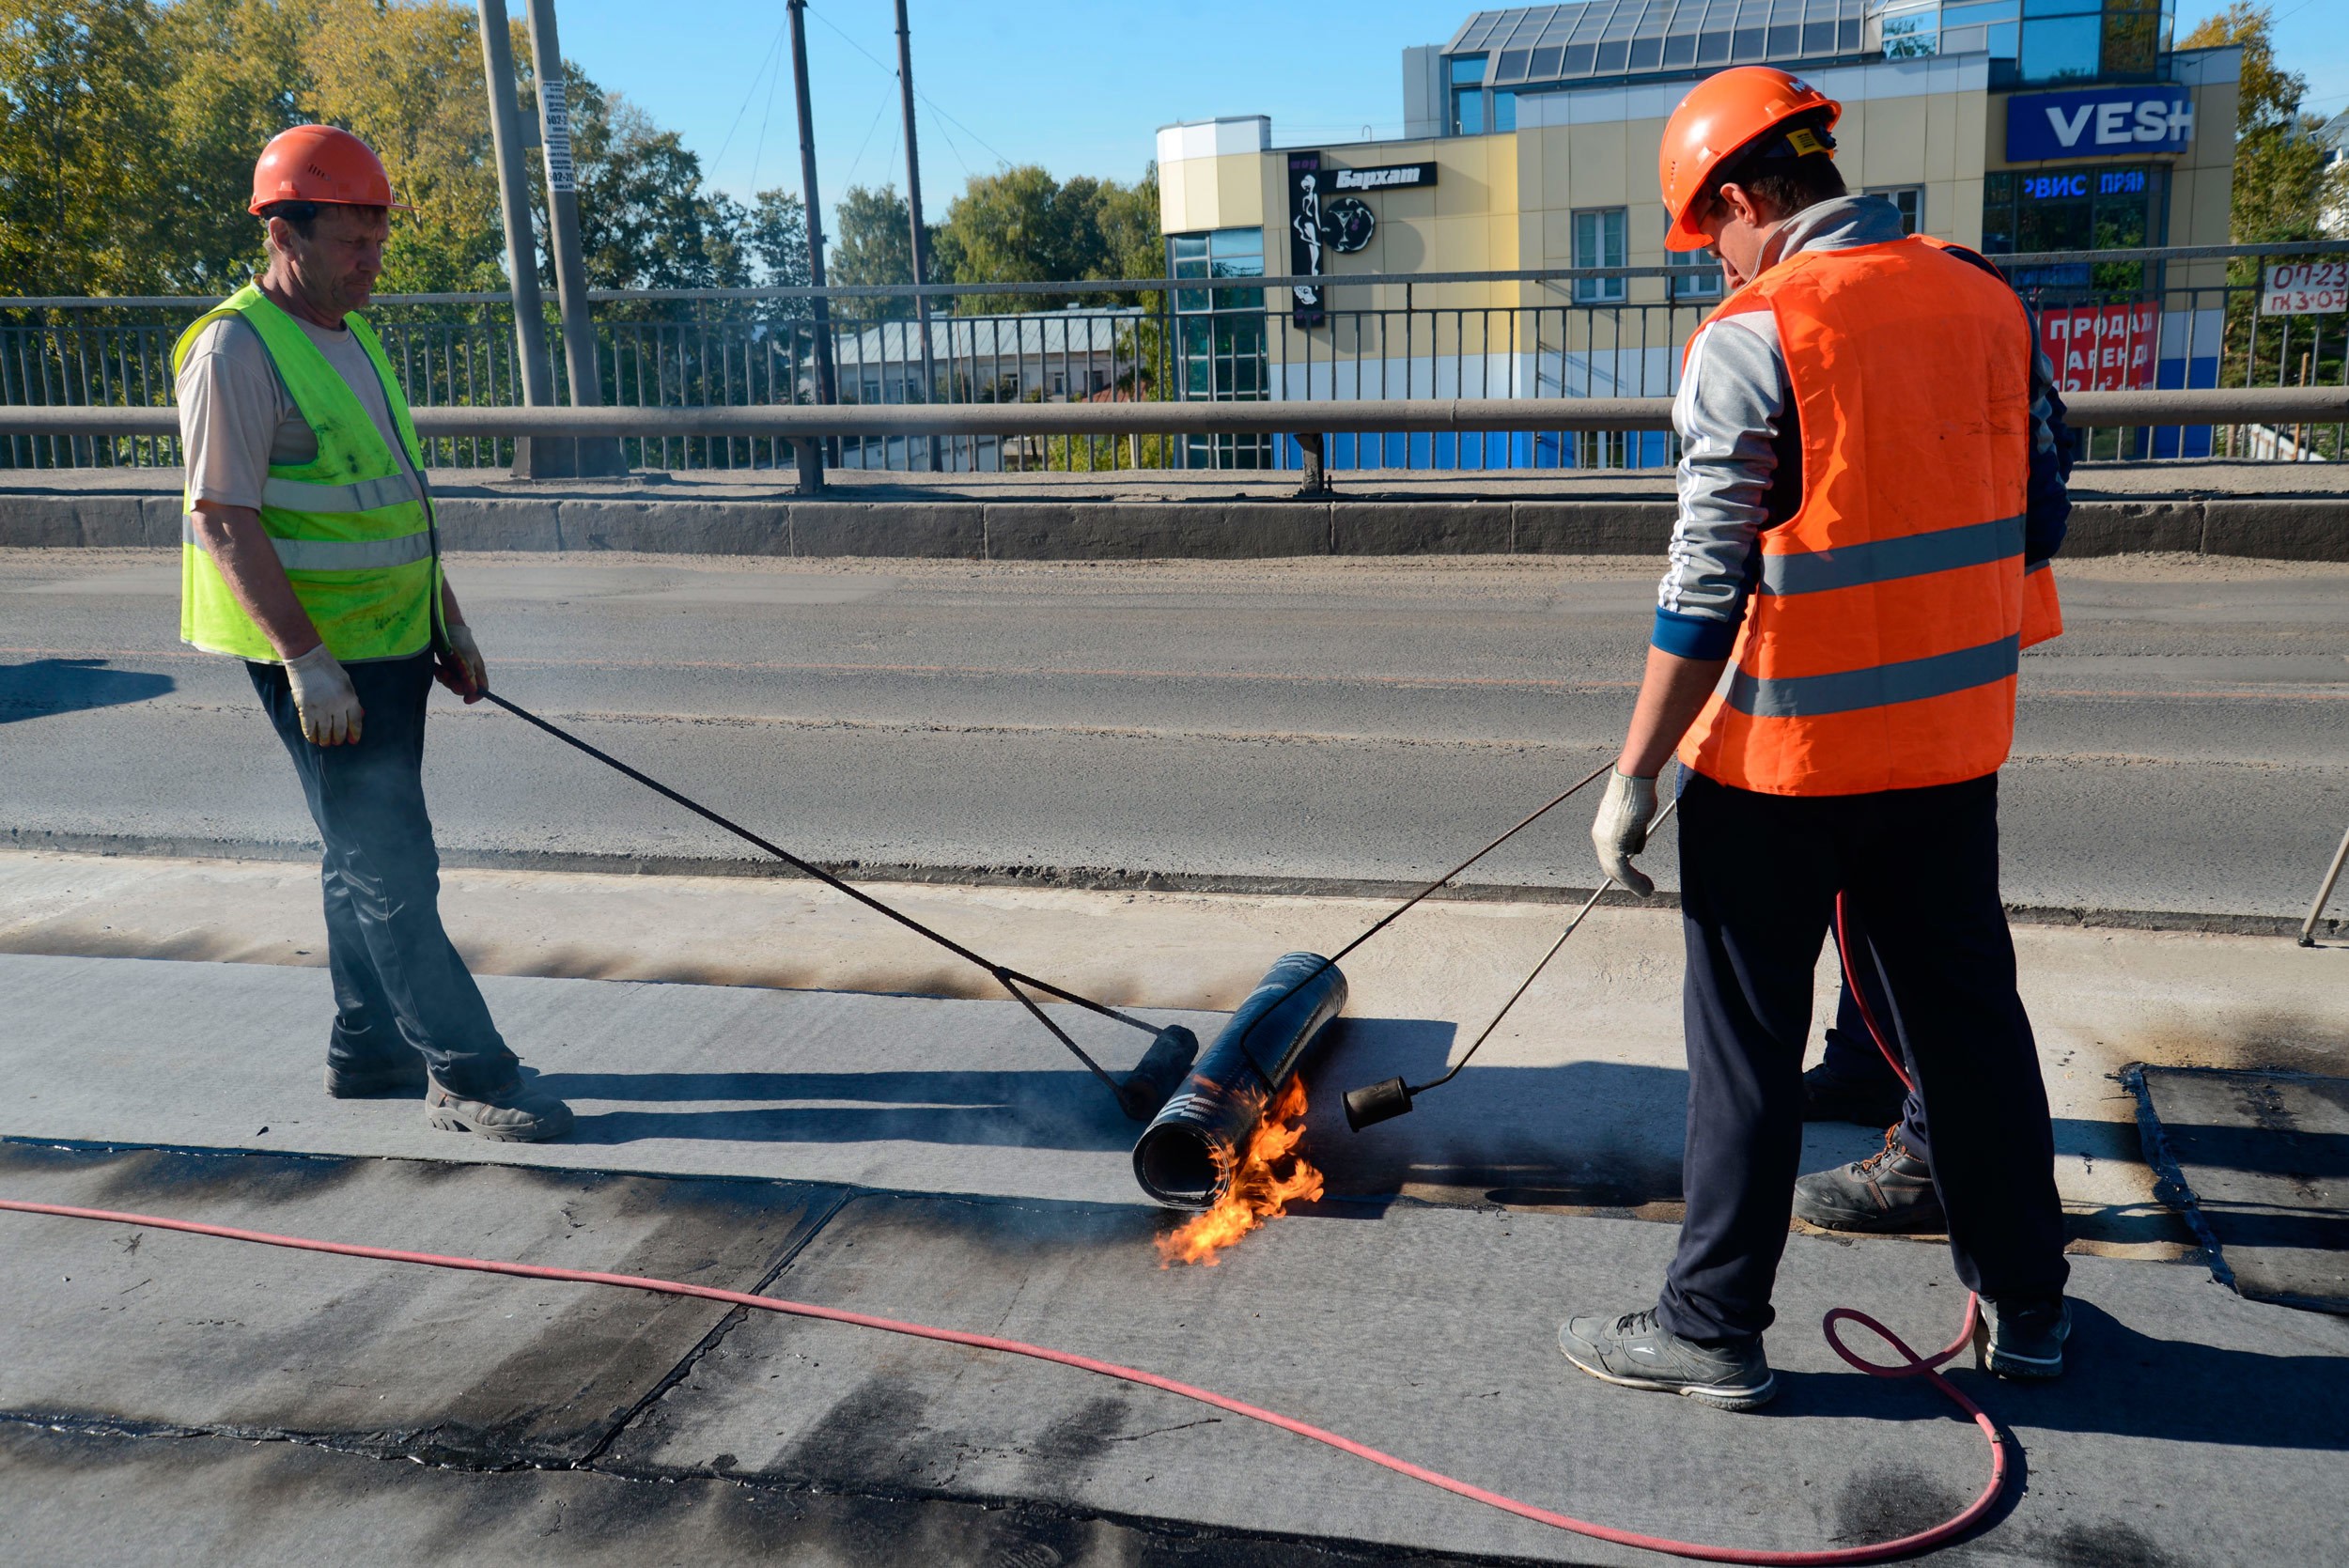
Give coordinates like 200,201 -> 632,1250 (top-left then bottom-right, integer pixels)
2129,1065 -> 2349,1313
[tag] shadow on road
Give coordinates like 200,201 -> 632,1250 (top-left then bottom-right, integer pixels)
0,659 -> 174,722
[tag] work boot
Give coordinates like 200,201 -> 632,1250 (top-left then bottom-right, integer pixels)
425,1074 -> 574,1142
1975,1295 -> 2071,1381
1793,1129 -> 1944,1234
1801,1062 -> 1907,1127
1557,1308 -> 1776,1411
324,1053 -> 428,1098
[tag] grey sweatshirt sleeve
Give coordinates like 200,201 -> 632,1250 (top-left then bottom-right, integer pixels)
1655,305 -> 1788,660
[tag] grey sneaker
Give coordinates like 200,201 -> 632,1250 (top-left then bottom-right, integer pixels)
1558,1308 -> 1777,1411
1975,1295 -> 2071,1380
325,1055 -> 428,1098
1794,1129 -> 1944,1234
425,1075 -> 575,1142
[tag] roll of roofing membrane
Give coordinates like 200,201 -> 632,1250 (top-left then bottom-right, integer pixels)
1131,952 -> 1347,1209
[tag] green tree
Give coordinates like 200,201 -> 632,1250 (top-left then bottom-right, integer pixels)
2182,3 -> 2344,243
152,0 -> 308,290
744,187 -> 812,289
563,70 -> 746,289
0,0 -> 174,294
935,163 -> 1159,311
826,182 -> 933,318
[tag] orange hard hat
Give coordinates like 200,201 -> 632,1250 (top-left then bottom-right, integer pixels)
1657,67 -> 1840,252
248,124 -> 414,215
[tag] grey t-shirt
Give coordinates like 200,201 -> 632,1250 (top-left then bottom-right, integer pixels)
177,308 -> 417,512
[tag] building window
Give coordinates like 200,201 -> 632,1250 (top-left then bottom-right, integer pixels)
1573,208 -> 1627,303
1983,164 -> 2164,291
1450,54 -> 1486,135
1668,249 -> 1725,302
1493,88 -> 1517,132
1169,225 -> 1269,467
2017,0 -> 2103,83
1869,186 -> 1924,234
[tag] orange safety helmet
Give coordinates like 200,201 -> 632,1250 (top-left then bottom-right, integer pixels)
1657,67 -> 1840,252
248,124 -> 414,215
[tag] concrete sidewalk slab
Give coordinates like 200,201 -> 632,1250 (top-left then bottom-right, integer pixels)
0,946 -> 2203,1245
0,952 -> 1223,1206
611,1190 -> 2349,1566
1,1143 -> 2342,1566
2132,1066 -> 2349,1312
0,1421 -> 1384,1568
0,1141 -> 840,1466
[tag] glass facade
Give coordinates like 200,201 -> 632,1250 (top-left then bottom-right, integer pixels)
1443,0 -> 1869,118
1981,163 -> 2164,288
1862,0 -> 2168,85
1169,226 -> 1270,468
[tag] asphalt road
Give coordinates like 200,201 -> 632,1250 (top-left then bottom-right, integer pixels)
5,550 -> 2344,918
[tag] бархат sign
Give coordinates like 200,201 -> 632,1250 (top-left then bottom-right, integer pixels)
2005,85 -> 2192,162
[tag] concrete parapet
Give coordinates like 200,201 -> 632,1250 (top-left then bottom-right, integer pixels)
6,472 -> 2343,560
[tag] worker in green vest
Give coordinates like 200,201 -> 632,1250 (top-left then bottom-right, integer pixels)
175,124 -> 571,1142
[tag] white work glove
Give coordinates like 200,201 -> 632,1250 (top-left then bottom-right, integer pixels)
1590,768 -> 1659,898
435,621 -> 487,704
284,643 -> 363,747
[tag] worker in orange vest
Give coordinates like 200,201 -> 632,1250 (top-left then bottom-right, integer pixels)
1558,68 -> 2074,1410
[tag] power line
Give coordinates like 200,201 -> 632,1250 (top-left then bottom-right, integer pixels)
803,1 -> 1014,168
711,20 -> 790,176
748,10 -> 788,195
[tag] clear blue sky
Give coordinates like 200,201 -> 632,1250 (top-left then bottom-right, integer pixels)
546,0 -> 2349,216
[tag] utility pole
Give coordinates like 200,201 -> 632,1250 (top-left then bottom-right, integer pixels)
475,0 -> 558,476
894,0 -> 941,472
523,0 -> 626,475
786,0 -> 832,494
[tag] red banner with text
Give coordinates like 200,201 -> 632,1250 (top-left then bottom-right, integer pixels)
2036,303 -> 2158,393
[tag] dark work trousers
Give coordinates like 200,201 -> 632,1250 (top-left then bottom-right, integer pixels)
1657,770 -> 2069,1343
1822,910 -> 1934,1162
248,652 -> 520,1097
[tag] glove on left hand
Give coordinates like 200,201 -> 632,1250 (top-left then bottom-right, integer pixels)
1590,768 -> 1659,898
436,622 -> 487,703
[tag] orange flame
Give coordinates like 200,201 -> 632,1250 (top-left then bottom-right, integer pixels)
1155,1078 -> 1324,1267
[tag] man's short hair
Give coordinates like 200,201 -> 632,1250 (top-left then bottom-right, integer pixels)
258,200 -> 388,240
1703,109 -> 1847,227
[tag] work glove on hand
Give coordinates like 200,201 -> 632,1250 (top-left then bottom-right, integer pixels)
1591,768 -> 1659,898
435,621 -> 487,704
284,643 -> 363,747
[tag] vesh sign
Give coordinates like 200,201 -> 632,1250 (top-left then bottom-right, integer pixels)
2006,86 -> 2192,162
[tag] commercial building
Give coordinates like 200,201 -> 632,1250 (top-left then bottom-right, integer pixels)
1157,0 -> 2240,465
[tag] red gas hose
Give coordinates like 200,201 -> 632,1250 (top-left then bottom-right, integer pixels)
0,1196 -> 2003,1564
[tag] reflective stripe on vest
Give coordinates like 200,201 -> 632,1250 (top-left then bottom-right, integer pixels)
259,471 -> 423,514
182,513 -> 433,572
1676,236 -> 2036,797
174,283 -> 439,664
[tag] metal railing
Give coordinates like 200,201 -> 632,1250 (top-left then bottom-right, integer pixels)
5,241 -> 2344,475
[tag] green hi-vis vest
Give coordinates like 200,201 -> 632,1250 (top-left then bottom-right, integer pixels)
175,283 -> 442,663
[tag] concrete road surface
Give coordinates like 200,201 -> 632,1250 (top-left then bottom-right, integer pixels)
5,548 -> 2344,918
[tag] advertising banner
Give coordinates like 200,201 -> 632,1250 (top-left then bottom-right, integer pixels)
2037,303 -> 2158,393
2006,85 -> 2192,162
1288,151 -> 1327,327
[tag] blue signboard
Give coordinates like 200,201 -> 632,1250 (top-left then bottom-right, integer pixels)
2006,85 -> 2193,162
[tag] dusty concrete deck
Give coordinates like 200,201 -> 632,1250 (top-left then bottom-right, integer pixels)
4,858 -> 2346,1562
2,950 -> 2346,1564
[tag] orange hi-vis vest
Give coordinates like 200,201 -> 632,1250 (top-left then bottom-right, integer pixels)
1677,234 -> 2061,798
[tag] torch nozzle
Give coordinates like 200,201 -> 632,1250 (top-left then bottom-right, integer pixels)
1342,1076 -> 1415,1130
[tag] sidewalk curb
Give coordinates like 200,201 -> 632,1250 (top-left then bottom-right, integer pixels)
8,828 -> 2331,940
3,490 -> 2344,560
